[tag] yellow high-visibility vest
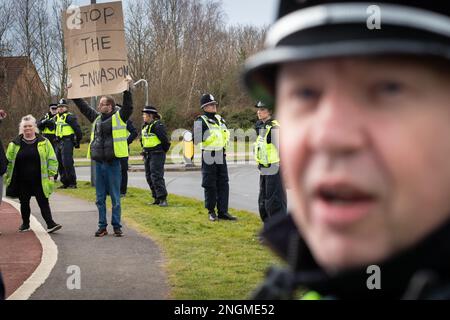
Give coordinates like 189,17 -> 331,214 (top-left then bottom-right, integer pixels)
199,115 -> 230,151
142,121 -> 162,148
87,112 -> 129,158
55,113 -> 75,138
254,120 -> 280,166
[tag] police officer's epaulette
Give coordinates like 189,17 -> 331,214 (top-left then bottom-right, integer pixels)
270,119 -> 280,127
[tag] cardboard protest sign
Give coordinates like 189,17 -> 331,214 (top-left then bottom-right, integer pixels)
63,1 -> 129,99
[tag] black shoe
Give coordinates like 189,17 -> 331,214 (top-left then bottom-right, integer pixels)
19,224 -> 31,232
57,185 -> 67,189
47,224 -> 62,234
149,199 -> 160,205
218,212 -> 237,221
95,228 -> 108,237
66,185 -> 77,189
208,212 -> 217,222
113,228 -> 123,237
159,200 -> 168,207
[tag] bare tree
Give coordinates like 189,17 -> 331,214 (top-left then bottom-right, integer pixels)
51,0 -> 72,99
0,0 -> 13,56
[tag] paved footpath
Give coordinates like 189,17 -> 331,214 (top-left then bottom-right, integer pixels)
0,201 -> 42,298
2,193 -> 169,300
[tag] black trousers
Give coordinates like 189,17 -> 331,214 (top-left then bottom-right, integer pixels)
258,166 -> 287,224
201,152 -> 229,214
18,183 -> 55,228
55,138 -> 76,187
144,152 -> 168,200
120,157 -> 129,195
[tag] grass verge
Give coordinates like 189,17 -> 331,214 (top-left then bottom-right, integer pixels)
58,182 -> 282,299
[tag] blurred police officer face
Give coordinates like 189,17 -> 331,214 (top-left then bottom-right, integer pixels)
50,107 -> 57,115
57,106 -> 67,114
257,108 -> 271,122
98,97 -> 113,114
276,56 -> 450,272
142,113 -> 152,123
203,103 -> 217,113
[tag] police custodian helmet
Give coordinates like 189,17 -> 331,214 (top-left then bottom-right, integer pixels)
243,0 -> 450,104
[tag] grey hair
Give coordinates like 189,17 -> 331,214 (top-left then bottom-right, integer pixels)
19,114 -> 39,135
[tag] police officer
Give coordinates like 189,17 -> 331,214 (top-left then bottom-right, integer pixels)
141,106 -> 170,207
55,99 -> 82,189
254,101 -> 287,227
244,0 -> 450,300
37,103 -> 58,148
194,94 -> 237,222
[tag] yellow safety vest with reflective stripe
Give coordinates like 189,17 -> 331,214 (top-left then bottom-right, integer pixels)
200,115 -> 230,151
254,120 -> 280,166
42,113 -> 56,135
5,137 -> 58,198
142,121 -> 162,148
87,112 -> 129,159
55,113 -> 75,138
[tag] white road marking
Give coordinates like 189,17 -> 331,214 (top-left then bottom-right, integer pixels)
4,198 -> 58,300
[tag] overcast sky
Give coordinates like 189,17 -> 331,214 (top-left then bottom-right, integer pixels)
70,0 -> 278,27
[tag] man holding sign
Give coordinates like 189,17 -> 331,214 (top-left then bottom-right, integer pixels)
64,1 -> 135,237
71,80 -> 134,237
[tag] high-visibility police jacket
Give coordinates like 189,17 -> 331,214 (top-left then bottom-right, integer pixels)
142,121 -> 162,148
88,112 -> 129,160
40,113 -> 56,135
55,113 -> 75,138
199,114 -> 230,151
254,119 -> 280,166
5,135 -> 58,198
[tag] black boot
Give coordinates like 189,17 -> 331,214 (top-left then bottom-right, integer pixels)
218,212 -> 237,221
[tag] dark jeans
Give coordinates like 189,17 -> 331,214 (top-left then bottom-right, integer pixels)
18,183 -> 56,228
120,157 -> 129,195
201,153 -> 229,214
144,152 -> 168,200
258,166 -> 287,224
56,138 -> 76,187
95,160 -> 122,229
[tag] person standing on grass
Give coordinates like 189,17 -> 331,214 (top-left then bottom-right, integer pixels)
141,106 -> 170,207
71,78 -> 134,237
5,115 -> 61,234
55,99 -> 82,189
254,101 -> 287,228
115,104 -> 138,198
193,94 -> 237,222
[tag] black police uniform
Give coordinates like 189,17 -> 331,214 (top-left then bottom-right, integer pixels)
120,120 -> 138,196
244,0 -> 450,299
141,107 -> 171,205
255,117 -> 287,225
55,101 -> 83,188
